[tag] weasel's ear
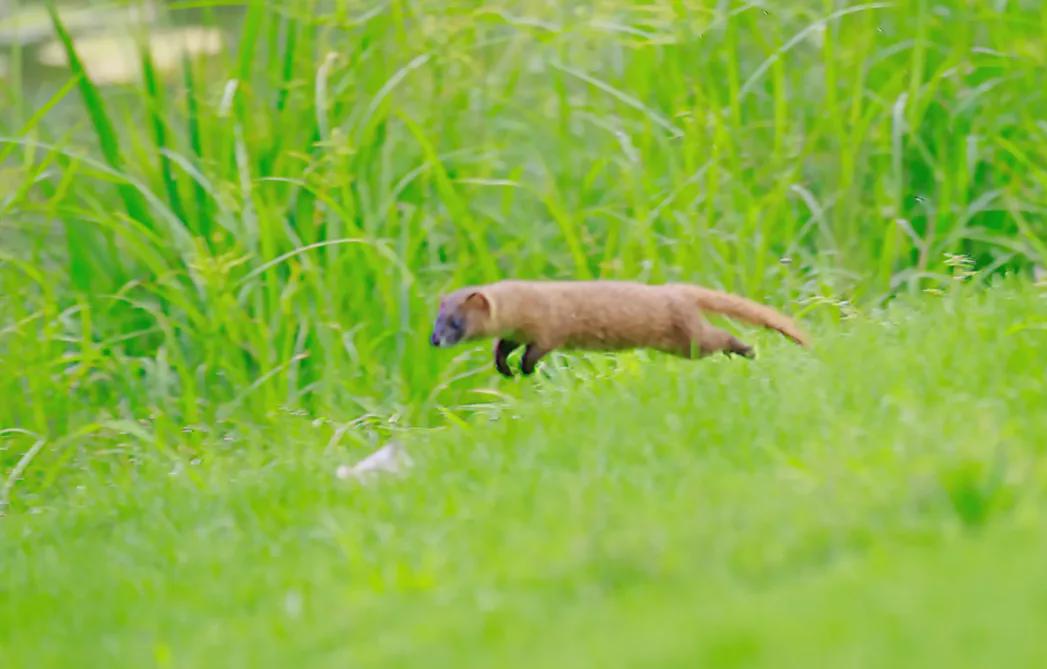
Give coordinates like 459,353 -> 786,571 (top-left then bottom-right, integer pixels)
464,291 -> 490,314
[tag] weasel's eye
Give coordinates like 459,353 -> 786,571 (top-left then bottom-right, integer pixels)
449,316 -> 463,331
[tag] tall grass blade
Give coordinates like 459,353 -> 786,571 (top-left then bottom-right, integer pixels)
46,3 -> 153,230
140,44 -> 187,226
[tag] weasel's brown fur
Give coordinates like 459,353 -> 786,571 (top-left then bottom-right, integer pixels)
429,280 -> 809,377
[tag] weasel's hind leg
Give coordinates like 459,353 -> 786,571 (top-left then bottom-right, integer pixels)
702,325 -> 755,359
672,317 -> 755,360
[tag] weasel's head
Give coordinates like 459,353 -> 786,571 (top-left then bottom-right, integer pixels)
429,288 -> 492,348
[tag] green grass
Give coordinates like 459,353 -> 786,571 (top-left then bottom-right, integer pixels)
4,283 -> 1047,667
2,0 -> 1047,665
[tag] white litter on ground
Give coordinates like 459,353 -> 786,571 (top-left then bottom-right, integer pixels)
335,442 -> 412,483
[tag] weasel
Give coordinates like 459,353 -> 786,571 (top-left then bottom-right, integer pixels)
429,280 -> 809,377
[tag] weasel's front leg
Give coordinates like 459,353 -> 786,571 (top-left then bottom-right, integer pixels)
520,344 -> 551,376
494,339 -> 522,377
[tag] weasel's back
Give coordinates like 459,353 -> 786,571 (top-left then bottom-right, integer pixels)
488,280 -> 680,350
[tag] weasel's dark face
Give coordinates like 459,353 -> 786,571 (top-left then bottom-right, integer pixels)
429,290 -> 489,348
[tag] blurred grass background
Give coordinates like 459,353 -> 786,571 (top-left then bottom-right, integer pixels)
1,1 -> 1046,665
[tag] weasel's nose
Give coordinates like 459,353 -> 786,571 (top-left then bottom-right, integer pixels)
429,331 -> 440,347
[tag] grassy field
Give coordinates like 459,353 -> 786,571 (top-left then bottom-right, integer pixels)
4,284 -> 1047,667
2,0 -> 1047,666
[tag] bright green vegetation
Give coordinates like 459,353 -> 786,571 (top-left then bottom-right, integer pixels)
2,0 -> 1046,666
4,285 -> 1047,667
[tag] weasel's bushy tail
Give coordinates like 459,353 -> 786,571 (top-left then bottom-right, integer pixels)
684,285 -> 810,346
